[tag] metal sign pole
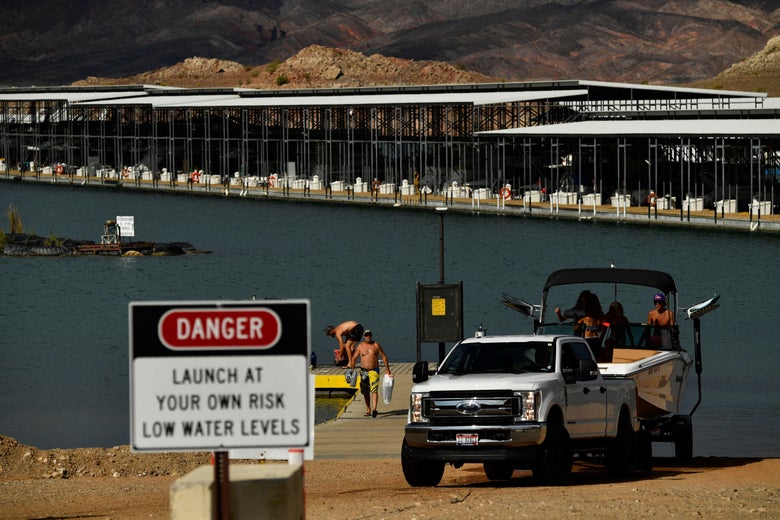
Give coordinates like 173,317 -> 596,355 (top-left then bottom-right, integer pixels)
213,451 -> 230,520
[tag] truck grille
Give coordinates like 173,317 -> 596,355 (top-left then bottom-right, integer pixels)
425,390 -> 517,426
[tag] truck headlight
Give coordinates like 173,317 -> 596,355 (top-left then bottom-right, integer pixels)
514,391 -> 539,422
410,392 -> 429,423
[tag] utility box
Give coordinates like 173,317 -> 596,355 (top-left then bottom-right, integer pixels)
417,282 -> 463,345
170,464 -> 304,520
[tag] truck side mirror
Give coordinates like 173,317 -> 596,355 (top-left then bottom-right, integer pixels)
562,368 -> 576,385
578,359 -> 599,381
412,361 -> 430,383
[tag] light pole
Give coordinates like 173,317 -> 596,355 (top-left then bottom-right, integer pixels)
436,206 -> 447,362
436,206 -> 447,284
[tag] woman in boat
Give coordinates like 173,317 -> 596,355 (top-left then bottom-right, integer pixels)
603,301 -> 630,346
555,289 -> 591,322
574,293 -> 604,359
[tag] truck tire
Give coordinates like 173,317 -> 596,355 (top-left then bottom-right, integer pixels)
484,462 -> 514,481
674,423 -> 693,461
401,439 -> 444,487
635,430 -> 653,472
607,413 -> 635,477
532,426 -> 572,485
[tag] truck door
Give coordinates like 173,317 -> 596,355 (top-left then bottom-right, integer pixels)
560,341 -> 607,438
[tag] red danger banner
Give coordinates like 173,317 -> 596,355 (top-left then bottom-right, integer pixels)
158,308 -> 282,350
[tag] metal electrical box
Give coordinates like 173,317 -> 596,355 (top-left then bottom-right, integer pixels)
417,282 -> 463,344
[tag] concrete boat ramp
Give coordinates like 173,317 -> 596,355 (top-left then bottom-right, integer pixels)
312,362 -> 415,459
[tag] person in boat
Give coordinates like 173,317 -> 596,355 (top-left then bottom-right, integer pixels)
647,293 -> 674,348
325,320 -> 364,366
348,329 -> 392,418
574,293 -> 605,359
574,292 -> 603,338
555,289 -> 591,322
647,293 -> 674,327
603,301 -> 630,345
602,301 -> 629,361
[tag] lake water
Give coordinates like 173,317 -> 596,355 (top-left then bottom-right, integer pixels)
1,180 -> 779,457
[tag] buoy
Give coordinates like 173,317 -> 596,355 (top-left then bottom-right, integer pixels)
121,167 -> 130,178
190,171 -> 201,183
55,164 -> 64,175
647,191 -> 657,207
500,186 -> 512,200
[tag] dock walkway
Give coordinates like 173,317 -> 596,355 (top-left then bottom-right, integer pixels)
4,171 -> 779,233
312,362 -> 416,459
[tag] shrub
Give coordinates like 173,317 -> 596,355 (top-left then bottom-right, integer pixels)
265,60 -> 282,74
276,74 -> 289,86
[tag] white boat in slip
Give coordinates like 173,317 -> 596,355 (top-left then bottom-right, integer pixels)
502,267 -> 720,460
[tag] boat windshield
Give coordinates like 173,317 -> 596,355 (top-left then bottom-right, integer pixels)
537,322 -> 680,351
438,341 -> 555,375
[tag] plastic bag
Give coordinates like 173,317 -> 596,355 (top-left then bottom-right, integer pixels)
382,373 -> 394,404
344,369 -> 357,387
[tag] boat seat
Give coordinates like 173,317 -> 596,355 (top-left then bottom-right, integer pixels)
610,348 -> 660,364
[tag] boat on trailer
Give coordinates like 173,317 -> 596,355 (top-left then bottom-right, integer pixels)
502,267 -> 720,461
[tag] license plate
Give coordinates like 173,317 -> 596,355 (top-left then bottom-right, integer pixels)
456,433 -> 479,446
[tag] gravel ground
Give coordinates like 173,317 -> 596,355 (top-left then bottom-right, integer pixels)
1,435 -> 778,519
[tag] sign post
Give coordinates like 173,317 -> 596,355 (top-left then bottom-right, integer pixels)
129,299 -> 311,519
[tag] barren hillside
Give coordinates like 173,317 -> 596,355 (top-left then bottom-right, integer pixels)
72,45 -> 498,89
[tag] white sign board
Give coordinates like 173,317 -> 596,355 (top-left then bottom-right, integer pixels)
116,215 -> 135,237
129,300 -> 311,452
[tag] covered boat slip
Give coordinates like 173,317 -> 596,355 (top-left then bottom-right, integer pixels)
0,80 -> 778,219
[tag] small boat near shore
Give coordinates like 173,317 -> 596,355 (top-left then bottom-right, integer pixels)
502,267 -> 720,459
2,218 -> 209,257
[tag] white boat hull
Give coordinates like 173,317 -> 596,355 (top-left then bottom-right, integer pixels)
599,348 -> 692,418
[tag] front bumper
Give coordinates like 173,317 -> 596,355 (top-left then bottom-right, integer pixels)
404,422 -> 546,463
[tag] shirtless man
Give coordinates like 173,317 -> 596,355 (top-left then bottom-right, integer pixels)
348,330 -> 392,418
647,293 -> 674,327
647,293 -> 674,347
325,320 -> 364,363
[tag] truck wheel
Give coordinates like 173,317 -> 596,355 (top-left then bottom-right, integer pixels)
484,462 -> 514,481
607,414 -> 635,477
532,426 -> 572,485
401,439 -> 444,487
635,430 -> 653,472
674,424 -> 693,462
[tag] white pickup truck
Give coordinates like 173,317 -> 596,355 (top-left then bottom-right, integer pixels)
402,333 -> 640,486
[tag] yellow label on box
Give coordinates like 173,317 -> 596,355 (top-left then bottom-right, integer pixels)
431,297 -> 446,316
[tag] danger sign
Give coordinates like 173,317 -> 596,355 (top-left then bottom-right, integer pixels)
158,307 -> 282,350
129,300 -> 311,452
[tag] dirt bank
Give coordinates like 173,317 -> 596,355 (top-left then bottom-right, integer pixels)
0,435 -> 777,519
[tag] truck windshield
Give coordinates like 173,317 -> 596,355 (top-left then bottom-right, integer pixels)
438,341 -> 554,375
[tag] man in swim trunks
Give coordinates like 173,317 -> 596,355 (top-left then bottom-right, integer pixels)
325,321 -> 364,364
348,330 -> 392,417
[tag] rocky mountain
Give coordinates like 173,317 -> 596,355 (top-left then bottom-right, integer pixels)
71,45 -> 498,89
2,0 -> 779,88
687,33 -> 780,94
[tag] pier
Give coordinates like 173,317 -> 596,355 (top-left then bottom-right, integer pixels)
312,363 -> 415,459
4,169 -> 779,234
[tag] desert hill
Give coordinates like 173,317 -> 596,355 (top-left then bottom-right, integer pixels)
72,45 -> 498,90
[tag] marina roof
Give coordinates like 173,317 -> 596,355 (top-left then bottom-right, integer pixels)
79,94 -> 241,107
75,89 -> 590,108
478,118 -> 780,138
0,91 -> 149,103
